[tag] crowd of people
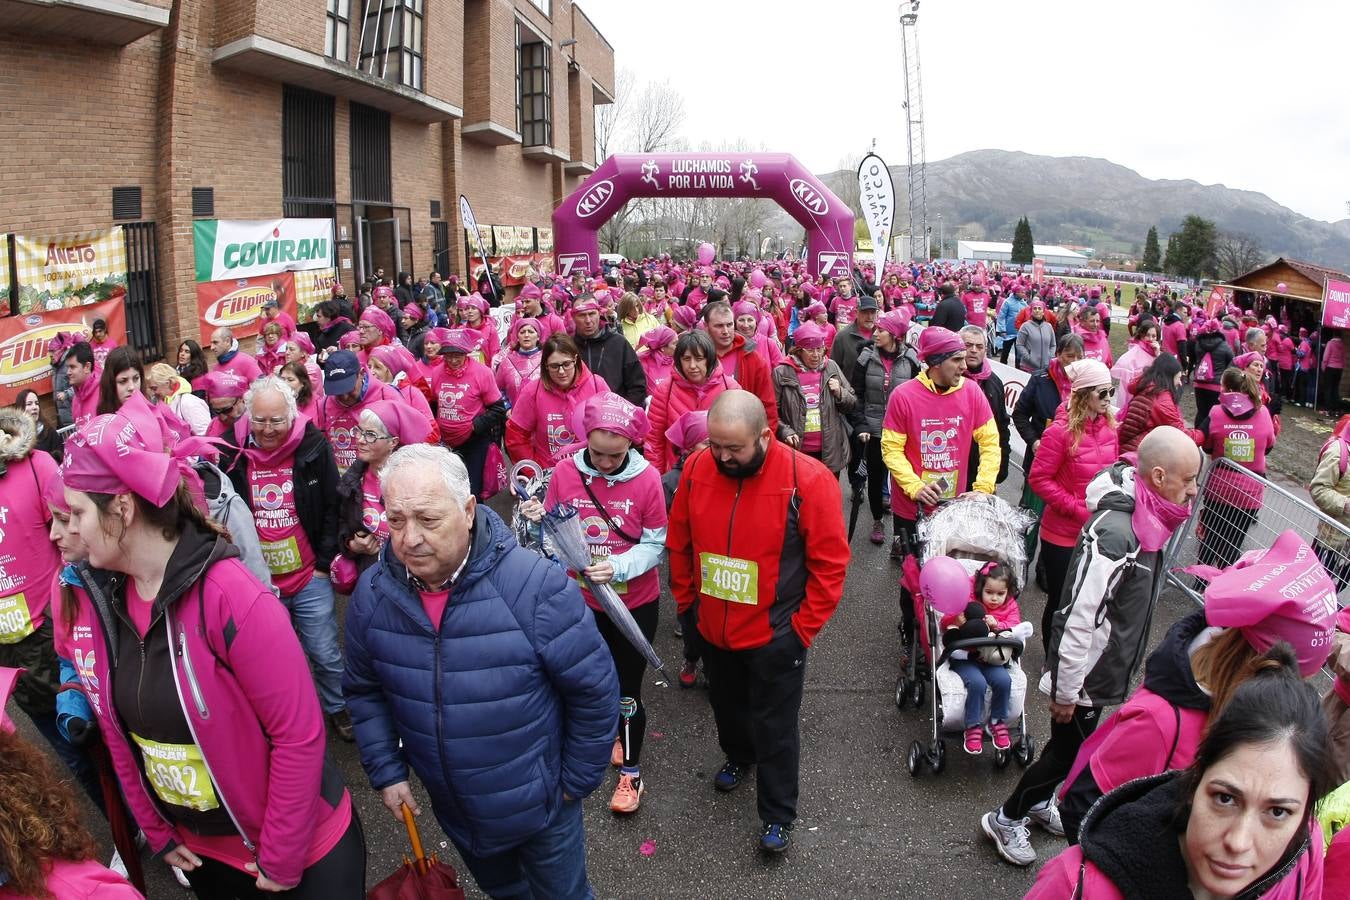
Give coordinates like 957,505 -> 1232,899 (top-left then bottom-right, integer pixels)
2,249 -> 1350,899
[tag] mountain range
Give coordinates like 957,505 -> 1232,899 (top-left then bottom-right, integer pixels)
807,149 -> 1350,271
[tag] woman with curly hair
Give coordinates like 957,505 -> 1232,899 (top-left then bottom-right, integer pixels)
0,673 -> 141,898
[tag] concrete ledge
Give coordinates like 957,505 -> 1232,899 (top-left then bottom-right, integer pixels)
3,0 -> 169,45
564,160 -> 597,175
462,120 -> 522,146
213,35 -> 462,124
522,144 -> 569,163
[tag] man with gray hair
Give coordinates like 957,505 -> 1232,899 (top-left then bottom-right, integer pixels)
344,443 -> 618,898
221,375 -> 350,740
959,324 -> 1010,489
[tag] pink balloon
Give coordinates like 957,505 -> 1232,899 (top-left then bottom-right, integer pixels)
918,555 -> 973,616
749,268 -> 767,290
697,242 -> 715,266
1275,282 -> 1288,293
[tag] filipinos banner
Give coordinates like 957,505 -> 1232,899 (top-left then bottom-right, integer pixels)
856,154 -> 895,277
12,227 -> 127,315
193,219 -> 333,283
1323,279 -> 1350,330
0,297 -> 127,404
469,253 -> 554,288
195,272 -> 299,345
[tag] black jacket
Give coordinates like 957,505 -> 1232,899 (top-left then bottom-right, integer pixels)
929,294 -> 967,332
220,421 -> 341,573
316,319 -> 357,354
965,368 -> 1010,488
1193,330 -> 1235,389
848,343 -> 922,435
1011,367 -> 1064,475
829,322 -> 872,384
336,459 -> 380,576
574,327 -> 647,407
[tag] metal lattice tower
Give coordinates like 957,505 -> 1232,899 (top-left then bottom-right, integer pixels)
899,3 -> 928,261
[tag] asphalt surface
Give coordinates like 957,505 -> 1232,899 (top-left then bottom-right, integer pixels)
21,475 -> 1214,900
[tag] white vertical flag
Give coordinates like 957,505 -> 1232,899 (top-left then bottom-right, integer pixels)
856,154 -> 896,278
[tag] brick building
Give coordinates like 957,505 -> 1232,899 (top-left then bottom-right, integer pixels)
0,0 -> 613,355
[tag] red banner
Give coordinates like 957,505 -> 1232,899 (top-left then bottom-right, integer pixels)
469,253 -> 555,288
0,297 -> 127,404
194,272 -> 301,345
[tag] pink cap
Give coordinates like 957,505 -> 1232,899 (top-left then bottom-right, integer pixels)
200,369 -> 249,399
1065,358 -> 1112,392
401,303 -> 424,321
1234,351 -> 1263,370
518,282 -> 543,301
360,306 -> 396,341
369,343 -> 419,379
440,328 -> 478,354
578,392 -> 650,444
793,322 -> 828,350
877,310 -> 911,338
803,301 -> 828,319
573,297 -> 601,314
1198,531 -> 1337,677
665,410 -> 710,453
365,399 -> 431,445
916,326 -> 964,361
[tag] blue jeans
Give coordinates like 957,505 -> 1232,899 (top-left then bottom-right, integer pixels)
948,658 -> 1011,729
281,572 -> 345,714
450,798 -> 593,900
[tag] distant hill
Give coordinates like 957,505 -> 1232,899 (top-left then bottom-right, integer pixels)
804,149 -> 1350,270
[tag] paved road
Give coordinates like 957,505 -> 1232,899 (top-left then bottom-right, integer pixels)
48,480 -> 1202,899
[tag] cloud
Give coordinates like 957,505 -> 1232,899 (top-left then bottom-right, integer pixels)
577,0 -> 1349,222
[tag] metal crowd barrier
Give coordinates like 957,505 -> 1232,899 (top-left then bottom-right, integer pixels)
1159,457 -> 1350,608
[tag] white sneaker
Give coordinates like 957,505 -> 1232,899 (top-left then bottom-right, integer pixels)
1028,799 -> 1065,837
981,810 -> 1037,866
107,849 -> 128,878
172,866 -> 192,888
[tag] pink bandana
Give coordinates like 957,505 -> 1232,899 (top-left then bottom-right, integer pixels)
1131,473 -> 1191,552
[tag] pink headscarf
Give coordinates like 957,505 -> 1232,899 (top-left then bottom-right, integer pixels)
577,392 -> 650,444
365,399 -> 431,445
369,343 -> 420,381
508,317 -> 543,348
638,326 -> 676,353
665,410 -> 710,453
792,322 -> 828,350
360,306 -> 396,342
62,411 -> 204,506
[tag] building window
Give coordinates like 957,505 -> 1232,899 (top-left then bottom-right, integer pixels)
359,0 -> 424,90
516,25 -> 551,148
350,102 -> 392,205
326,0 -> 350,62
283,86 -> 336,218
527,0 -> 551,15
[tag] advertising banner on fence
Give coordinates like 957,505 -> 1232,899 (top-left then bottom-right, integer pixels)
193,219 -> 333,283
195,272 -> 299,345
294,267 -> 338,325
12,226 -> 127,315
1324,279 -> 1350,330
0,297 -> 126,404
469,253 -> 554,288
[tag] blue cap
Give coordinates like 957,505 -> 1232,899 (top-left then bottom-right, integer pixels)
323,350 -> 362,395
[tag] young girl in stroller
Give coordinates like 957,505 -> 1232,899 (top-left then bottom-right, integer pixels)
940,562 -> 1022,755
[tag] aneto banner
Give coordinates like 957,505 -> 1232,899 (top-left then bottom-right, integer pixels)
0,297 -> 126,404
12,226 -> 128,316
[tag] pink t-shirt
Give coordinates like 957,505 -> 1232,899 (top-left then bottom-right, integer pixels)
432,360 -> 499,447
832,295 -> 858,328
126,581 -> 152,639
248,462 -> 317,596
420,589 -> 451,630
0,451 -> 62,642
882,377 -> 994,519
799,369 -> 824,454
360,468 -> 389,544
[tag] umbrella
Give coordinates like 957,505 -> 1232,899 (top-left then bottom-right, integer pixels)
542,503 -> 671,685
847,450 -> 868,541
367,803 -> 467,900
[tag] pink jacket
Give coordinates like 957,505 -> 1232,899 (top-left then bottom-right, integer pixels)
1029,408 -> 1120,546
0,858 -> 143,899
494,349 -> 542,406
215,351 -> 263,383
1274,336 -> 1296,370
505,368 -> 609,468
1325,337 -> 1345,370
639,349 -> 674,396
940,595 -> 1022,632
54,552 -> 347,888
1,449 -> 62,631
645,364 -> 739,472
1203,398 -> 1275,510
71,370 -> 101,429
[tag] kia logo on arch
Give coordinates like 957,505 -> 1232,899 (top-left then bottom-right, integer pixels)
790,179 -> 828,216
575,180 -> 615,218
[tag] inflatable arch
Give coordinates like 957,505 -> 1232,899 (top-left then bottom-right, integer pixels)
552,152 -> 855,281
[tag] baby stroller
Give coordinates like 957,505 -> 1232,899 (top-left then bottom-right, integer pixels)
895,493 -> 1037,775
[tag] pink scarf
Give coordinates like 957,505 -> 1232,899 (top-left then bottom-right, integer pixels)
965,361 -> 992,382
239,414 -> 310,468
1131,474 -> 1190,552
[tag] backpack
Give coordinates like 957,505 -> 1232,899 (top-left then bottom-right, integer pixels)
1193,351 -> 1215,385
195,459 -> 277,594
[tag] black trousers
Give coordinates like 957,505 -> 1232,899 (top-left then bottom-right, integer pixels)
702,631 -> 808,824
679,606 -> 703,664
594,600 -> 658,767
450,433 -> 491,497
893,514 -> 920,639
1003,706 -> 1101,819
1039,539 -> 1076,656
865,435 -> 888,522
186,809 -> 366,899
1194,388 -> 1219,429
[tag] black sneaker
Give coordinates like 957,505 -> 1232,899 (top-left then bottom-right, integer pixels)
714,761 -> 748,792
329,710 -> 355,742
760,822 -> 793,853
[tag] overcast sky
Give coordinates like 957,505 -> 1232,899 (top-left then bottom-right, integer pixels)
577,0 -> 1348,223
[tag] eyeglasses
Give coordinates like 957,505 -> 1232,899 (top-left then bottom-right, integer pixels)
1095,387 -> 1117,401
250,415 -> 290,429
356,428 -> 394,443
546,360 -> 576,372
211,401 -> 240,417
357,323 -> 380,332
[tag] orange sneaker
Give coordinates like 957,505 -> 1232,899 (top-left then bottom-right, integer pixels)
609,773 -> 643,814
611,736 -> 624,767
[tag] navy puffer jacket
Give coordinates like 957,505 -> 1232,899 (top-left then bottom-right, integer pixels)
343,504 -> 618,856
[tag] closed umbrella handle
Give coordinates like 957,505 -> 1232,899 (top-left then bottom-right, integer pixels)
401,802 -> 429,875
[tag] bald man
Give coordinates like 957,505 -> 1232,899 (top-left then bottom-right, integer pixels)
209,326 -> 263,382
666,390 -> 849,853
981,425 -> 1200,865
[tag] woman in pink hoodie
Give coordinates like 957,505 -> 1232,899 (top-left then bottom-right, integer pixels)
456,293 -> 501,368
644,330 -> 739,472
1195,367 -> 1276,570
56,413 -> 364,896
494,316 -> 544,406
1109,318 -> 1159,411
505,332 -> 609,468
1028,359 -> 1119,652
1033,641 -> 1332,900
636,325 -> 677,396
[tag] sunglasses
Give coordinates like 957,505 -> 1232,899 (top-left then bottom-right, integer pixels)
1095,387 -> 1117,401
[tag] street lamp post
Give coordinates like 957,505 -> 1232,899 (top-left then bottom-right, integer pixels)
937,214 -> 944,260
